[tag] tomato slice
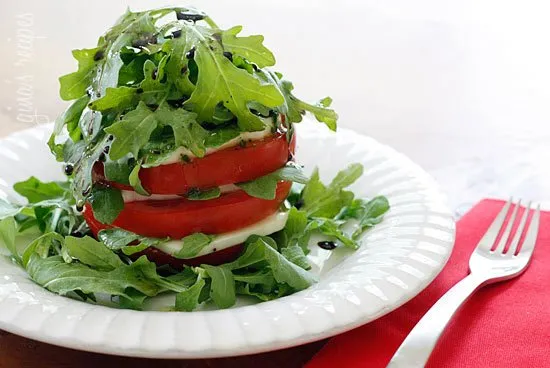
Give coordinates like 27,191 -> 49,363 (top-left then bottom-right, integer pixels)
83,181 -> 292,239
94,132 -> 295,195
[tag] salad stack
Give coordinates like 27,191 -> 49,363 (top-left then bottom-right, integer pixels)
0,7 -> 389,311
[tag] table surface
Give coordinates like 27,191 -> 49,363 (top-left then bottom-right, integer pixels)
1,0 -> 550,366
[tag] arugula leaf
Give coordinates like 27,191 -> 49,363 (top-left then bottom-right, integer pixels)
89,185 -> 124,224
139,58 -> 170,105
121,243 -> 149,255
141,142 -> 178,168
13,177 -> 67,204
64,236 -> 124,270
154,103 -> 207,157
201,264 -> 236,309
53,95 -> 90,140
89,86 -> 136,111
174,233 -> 213,259
59,47 -> 101,100
284,207 -> 308,243
274,207 -> 309,252
105,101 -> 159,160
226,237 -> 316,291
279,79 -> 338,131
26,255 -> 162,299
220,26 -> 276,68
236,283 -> 283,302
301,164 -> 363,218
119,288 -> 149,310
204,126 -> 240,148
104,158 -> 133,185
180,24 -> 284,130
0,199 -> 22,219
257,238 -> 316,290
233,269 -> 275,287
329,163 -> 364,189
21,232 -> 65,267
281,245 -> 310,270
237,164 -> 309,200
306,218 -> 358,249
339,196 -> 390,239
0,217 -> 19,262
129,164 -> 149,196
68,133 -> 112,205
98,228 -> 162,250
118,55 -> 146,86
164,39 -> 196,97
187,188 -> 221,201
106,102 -> 208,161
236,175 -> 277,200
175,277 -> 206,312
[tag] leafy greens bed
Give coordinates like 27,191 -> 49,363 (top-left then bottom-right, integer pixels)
0,7 -> 389,311
0,165 -> 388,311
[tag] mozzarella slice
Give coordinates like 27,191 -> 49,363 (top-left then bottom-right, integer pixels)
154,210 -> 289,258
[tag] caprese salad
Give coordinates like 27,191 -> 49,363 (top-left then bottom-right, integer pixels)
0,6 -> 389,311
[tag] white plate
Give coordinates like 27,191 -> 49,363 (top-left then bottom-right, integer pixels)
0,122 -> 455,358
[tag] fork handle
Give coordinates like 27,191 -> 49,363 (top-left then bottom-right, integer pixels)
387,274 -> 486,367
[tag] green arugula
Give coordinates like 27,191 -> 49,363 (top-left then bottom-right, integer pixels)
202,264 -> 236,308
14,177 -> 69,204
0,217 -> 19,263
175,277 -> 206,311
50,8 -> 339,204
186,188 -> 221,201
128,164 -> 149,196
220,26 -> 276,68
64,236 -> 124,270
236,164 -> 309,200
174,233 -> 213,259
89,185 -> 124,224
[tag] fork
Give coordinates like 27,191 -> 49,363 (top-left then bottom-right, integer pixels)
387,199 -> 541,368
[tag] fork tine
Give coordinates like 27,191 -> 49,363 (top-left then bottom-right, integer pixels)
476,198 -> 513,252
517,204 -> 541,257
493,200 -> 521,254
507,201 -> 531,255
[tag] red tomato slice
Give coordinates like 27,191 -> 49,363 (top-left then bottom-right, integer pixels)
94,132 -> 296,195
83,180 -> 292,239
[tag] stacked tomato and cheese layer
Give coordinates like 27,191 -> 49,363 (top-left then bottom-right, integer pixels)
83,118 -> 295,268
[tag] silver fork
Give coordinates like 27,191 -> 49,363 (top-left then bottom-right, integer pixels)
387,199 -> 541,368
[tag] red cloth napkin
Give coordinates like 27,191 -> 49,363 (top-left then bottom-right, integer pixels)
307,199 -> 550,368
